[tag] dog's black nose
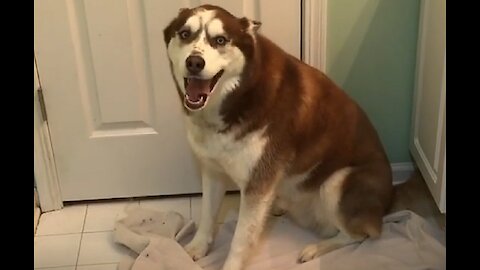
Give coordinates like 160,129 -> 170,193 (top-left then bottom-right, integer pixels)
186,55 -> 205,74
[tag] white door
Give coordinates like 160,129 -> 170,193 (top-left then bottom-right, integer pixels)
410,0 -> 446,213
34,0 -> 301,202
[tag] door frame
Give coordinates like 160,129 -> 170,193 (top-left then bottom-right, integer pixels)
34,188 -> 42,234
34,58 -> 63,211
34,1 -> 327,210
302,0 -> 328,72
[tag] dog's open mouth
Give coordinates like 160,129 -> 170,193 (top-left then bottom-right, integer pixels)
183,70 -> 224,110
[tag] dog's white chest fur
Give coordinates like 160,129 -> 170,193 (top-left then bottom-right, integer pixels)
185,118 -> 268,188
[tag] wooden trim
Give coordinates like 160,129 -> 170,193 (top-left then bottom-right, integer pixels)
34,188 -> 41,235
410,0 -> 429,151
302,0 -> 327,72
34,58 -> 63,212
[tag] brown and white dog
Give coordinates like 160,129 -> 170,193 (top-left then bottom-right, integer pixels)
164,5 -> 393,270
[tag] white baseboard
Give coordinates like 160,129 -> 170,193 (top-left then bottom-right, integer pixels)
392,162 -> 415,185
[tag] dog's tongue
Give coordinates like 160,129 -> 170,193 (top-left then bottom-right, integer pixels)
186,78 -> 210,101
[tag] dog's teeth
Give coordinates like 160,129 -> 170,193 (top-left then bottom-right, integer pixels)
185,94 -> 204,104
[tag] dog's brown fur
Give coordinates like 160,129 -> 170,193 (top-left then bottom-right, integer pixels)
226,31 -> 393,237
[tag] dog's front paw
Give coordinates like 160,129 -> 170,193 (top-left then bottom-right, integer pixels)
184,237 -> 210,261
298,244 -> 322,263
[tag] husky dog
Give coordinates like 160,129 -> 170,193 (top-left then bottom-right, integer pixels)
163,5 -> 393,270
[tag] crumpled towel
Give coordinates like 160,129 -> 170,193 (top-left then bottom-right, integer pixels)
117,208 -> 445,270
132,237 -> 202,270
195,210 -> 446,270
113,205 -> 196,270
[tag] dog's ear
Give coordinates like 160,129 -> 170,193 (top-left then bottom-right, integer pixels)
239,17 -> 262,33
178,8 -> 189,14
164,8 -> 191,44
163,21 -> 175,44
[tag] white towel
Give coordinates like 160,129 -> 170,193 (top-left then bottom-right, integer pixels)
116,207 -> 445,270
113,205 -> 196,270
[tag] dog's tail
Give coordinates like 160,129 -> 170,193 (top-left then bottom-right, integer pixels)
387,172 -> 434,215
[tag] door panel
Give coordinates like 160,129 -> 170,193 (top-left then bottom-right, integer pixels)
34,0 -> 301,201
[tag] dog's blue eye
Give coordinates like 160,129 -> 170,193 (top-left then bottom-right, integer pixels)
215,36 -> 227,46
179,30 -> 191,40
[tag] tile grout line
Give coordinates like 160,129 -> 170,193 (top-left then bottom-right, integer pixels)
74,204 -> 89,270
36,229 -> 117,237
74,262 -> 120,268
35,266 -> 76,270
34,261 -> 118,269
35,232 -> 86,237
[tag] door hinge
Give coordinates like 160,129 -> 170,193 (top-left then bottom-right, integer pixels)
37,87 -> 48,122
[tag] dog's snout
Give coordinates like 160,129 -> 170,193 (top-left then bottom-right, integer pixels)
186,55 -> 205,74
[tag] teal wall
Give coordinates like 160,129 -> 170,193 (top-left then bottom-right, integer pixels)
326,0 -> 420,163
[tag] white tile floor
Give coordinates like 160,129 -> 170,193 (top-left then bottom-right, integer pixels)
34,193 -> 240,270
